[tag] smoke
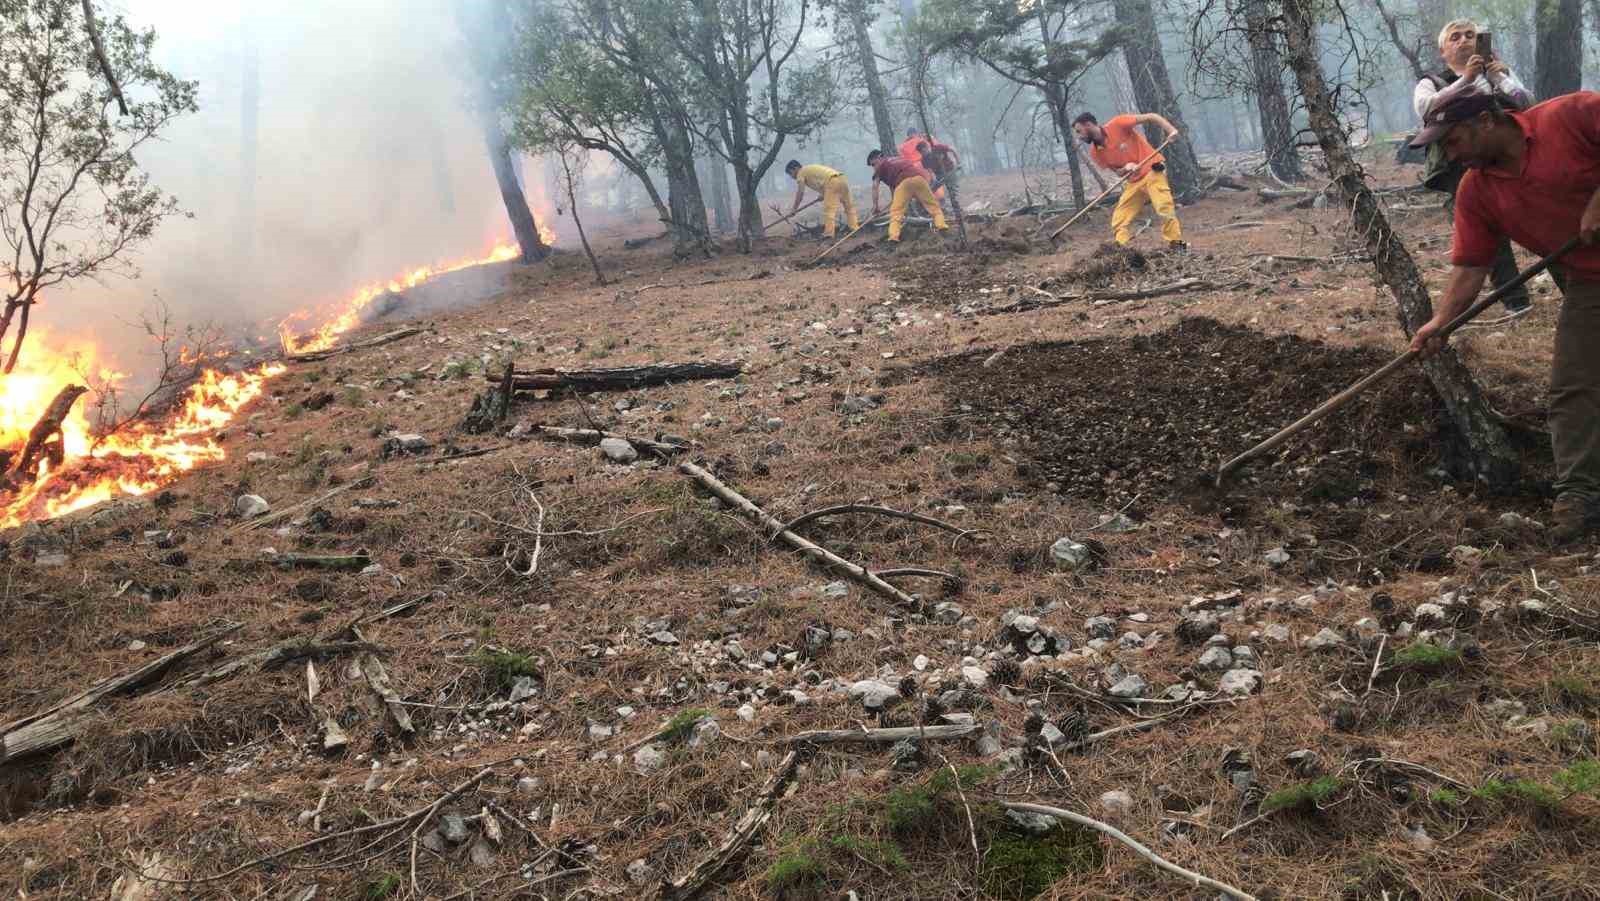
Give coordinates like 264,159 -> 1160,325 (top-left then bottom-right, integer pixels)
48,0 -> 540,366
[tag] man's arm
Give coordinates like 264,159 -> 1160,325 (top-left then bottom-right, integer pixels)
791,181 -> 806,214
1411,265 -> 1491,356
1412,78 -> 1439,120
1582,184 -> 1600,245
1486,64 -> 1534,109
1133,112 -> 1179,139
871,178 -> 882,213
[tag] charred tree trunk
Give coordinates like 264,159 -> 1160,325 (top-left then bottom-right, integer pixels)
1535,0 -> 1583,100
848,0 -> 897,152
1280,0 -> 1520,488
5,385 -> 87,486
1111,0 -> 1202,199
483,113 -> 550,264
702,138 -> 734,235
1044,91 -> 1087,209
1245,0 -> 1302,182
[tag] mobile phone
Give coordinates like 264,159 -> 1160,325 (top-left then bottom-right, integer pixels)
1476,32 -> 1492,59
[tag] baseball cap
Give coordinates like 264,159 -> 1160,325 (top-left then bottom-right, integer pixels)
1410,91 -> 1500,147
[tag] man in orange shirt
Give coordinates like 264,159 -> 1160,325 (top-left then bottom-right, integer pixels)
1072,111 -> 1185,249
899,127 -> 954,198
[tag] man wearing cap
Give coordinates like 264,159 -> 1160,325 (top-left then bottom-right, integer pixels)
899,128 -> 957,198
1414,18 -> 1535,313
786,159 -> 859,239
1072,111 -> 1186,249
868,148 -> 947,243
1409,90 -> 1600,542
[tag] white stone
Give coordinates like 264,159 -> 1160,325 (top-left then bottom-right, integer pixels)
633,744 -> 667,773
599,437 -> 639,463
913,654 -> 929,671
235,494 -> 270,518
849,680 -> 900,710
1196,646 -> 1233,671
1305,628 -> 1344,651
736,704 -> 756,722
1108,674 -> 1150,698
961,666 -> 990,690
1218,669 -> 1263,696
1263,547 -> 1291,566
1050,538 -> 1092,571
1099,790 -> 1135,818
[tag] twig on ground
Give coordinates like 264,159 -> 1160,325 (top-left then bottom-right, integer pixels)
657,750 -> 803,899
778,504 -> 986,544
1364,635 -> 1387,697
784,723 -> 979,745
998,801 -> 1260,901
939,752 -> 983,872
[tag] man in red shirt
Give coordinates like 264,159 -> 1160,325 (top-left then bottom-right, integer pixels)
1072,111 -> 1185,249
1409,90 -> 1600,541
899,128 -> 958,198
867,148 -> 947,243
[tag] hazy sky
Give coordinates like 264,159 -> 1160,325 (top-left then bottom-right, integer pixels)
51,0 -> 540,360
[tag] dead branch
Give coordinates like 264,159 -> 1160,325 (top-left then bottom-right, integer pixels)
977,279 -> 1233,316
999,801 -> 1259,900
146,768 -> 494,885
657,750 -> 802,900
678,462 -> 920,609
260,549 -> 372,571
493,361 -> 743,392
5,384 -> 88,485
778,504 -> 984,543
876,567 -> 964,585
80,0 -> 129,115
285,327 -> 425,363
353,625 -> 415,738
785,723 -> 980,745
0,622 -> 241,763
531,425 -> 688,459
234,476 -> 376,532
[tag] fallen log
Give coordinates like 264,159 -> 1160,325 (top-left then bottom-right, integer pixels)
658,749 -> 802,900
678,462 -> 920,609
785,723 -> 980,745
285,327 -> 424,363
490,360 -> 743,392
0,622 -> 241,763
5,384 -> 88,485
532,426 -> 688,458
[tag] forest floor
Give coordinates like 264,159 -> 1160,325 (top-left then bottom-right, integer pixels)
4,153 -> 1600,901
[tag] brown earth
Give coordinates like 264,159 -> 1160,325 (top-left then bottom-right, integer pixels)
2,158 -> 1598,901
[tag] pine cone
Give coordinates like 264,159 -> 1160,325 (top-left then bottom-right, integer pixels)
897,674 -> 919,699
1058,705 -> 1091,745
1220,746 -> 1253,775
990,657 -> 1022,687
1023,711 -> 1046,736
1239,780 -> 1267,819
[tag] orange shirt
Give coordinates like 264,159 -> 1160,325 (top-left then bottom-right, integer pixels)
898,135 -> 926,166
1089,114 -> 1163,181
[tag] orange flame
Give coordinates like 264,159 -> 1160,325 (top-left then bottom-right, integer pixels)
3,235 -> 539,530
279,239 -> 530,355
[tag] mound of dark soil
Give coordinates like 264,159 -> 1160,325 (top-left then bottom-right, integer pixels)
921,318 -> 1446,505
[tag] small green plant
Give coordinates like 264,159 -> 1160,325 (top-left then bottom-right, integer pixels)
305,371 -> 323,384
765,840 -> 826,896
284,403 -> 305,419
1428,787 -> 1463,807
440,360 -> 472,380
1393,641 -> 1462,672
1551,669 -> 1600,711
660,707 -> 713,743
827,834 -> 908,872
883,765 -> 992,834
469,647 -> 540,691
293,441 -> 317,466
982,824 -> 1103,901
342,386 -> 364,407
1471,760 -> 1600,808
1262,776 -> 1344,813
362,872 -> 401,899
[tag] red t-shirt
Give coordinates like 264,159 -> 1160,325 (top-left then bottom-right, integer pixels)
1454,92 -> 1600,280
1089,114 -> 1163,182
872,157 -> 932,190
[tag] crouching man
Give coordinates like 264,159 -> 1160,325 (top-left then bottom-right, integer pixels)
1409,91 -> 1600,542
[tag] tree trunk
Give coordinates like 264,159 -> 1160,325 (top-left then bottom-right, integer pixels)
849,1 -> 897,152
1045,93 -> 1087,209
703,138 -> 734,235
482,112 -> 550,264
731,163 -> 766,252
558,152 -> 605,285
1111,0 -> 1202,198
1245,0 -> 1302,182
1535,0 -> 1583,100
1280,0 -> 1521,488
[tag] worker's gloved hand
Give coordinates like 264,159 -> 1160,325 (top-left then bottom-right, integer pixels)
1410,316 -> 1451,358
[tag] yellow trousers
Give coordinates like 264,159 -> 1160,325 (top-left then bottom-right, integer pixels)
889,176 -> 947,241
1111,170 -> 1181,244
820,176 -> 859,238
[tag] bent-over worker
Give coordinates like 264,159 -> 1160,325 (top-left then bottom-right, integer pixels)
867,149 -> 947,243
786,159 -> 859,239
1408,90 -> 1600,543
1072,111 -> 1186,249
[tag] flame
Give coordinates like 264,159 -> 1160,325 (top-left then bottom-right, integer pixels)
279,238 -> 535,355
3,234 -> 540,530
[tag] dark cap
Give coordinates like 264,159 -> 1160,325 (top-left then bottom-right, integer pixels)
867,149 -> 882,165
1410,91 -> 1499,147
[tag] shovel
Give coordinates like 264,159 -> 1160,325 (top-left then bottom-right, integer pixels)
1211,235 -> 1578,488
1047,135 -> 1177,242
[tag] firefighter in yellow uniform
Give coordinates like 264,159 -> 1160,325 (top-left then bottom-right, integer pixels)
1071,111 -> 1186,249
785,160 -> 859,239
866,149 -> 946,242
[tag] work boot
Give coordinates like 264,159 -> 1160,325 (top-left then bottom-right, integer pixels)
1502,295 -> 1533,318
1168,240 -> 1189,252
1550,495 -> 1599,545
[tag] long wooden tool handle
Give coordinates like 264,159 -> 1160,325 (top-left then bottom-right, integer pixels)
1048,135 -> 1177,242
1216,236 -> 1579,482
804,212 -> 889,267
764,198 -> 821,232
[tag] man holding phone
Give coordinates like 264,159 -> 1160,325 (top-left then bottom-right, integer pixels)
1414,19 -> 1535,312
